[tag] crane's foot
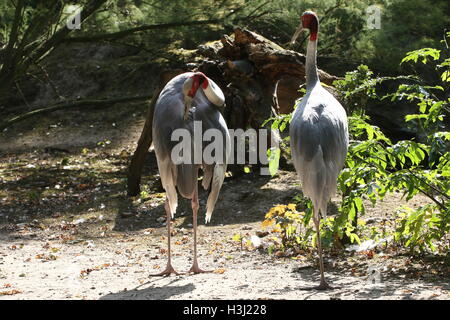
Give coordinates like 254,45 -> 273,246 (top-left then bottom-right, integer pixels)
299,280 -> 336,291
187,262 -> 212,274
314,280 -> 333,290
150,264 -> 181,277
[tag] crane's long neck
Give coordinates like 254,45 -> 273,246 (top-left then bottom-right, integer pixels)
305,38 -> 319,90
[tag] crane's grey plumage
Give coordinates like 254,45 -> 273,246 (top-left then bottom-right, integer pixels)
290,11 -> 349,289
290,85 -> 348,218
152,72 -> 230,276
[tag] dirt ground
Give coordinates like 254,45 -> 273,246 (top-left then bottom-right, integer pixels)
0,104 -> 449,300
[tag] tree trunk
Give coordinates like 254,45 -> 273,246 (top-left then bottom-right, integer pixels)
126,87 -> 161,196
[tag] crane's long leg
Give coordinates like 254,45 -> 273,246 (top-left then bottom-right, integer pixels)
150,198 -> 180,276
188,184 -> 211,274
313,214 -> 331,290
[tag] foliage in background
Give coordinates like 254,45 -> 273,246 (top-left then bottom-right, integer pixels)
1,0 -> 449,116
371,0 -> 450,74
0,0 -> 107,107
3,0 -> 449,83
241,0 -> 450,75
330,40 -> 449,255
336,47 -> 449,253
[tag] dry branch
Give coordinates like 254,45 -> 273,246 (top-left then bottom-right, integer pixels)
63,19 -> 222,43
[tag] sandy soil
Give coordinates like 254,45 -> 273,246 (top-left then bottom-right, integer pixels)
0,105 -> 448,300
0,221 -> 448,300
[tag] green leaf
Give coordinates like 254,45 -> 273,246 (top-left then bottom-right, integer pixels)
441,70 -> 450,82
232,233 -> 241,242
405,114 -> 428,122
267,147 -> 280,176
354,197 -> 363,213
401,48 -> 440,65
349,233 -> 361,244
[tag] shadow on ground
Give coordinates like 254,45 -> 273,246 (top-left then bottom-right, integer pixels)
113,170 -> 301,232
100,278 -> 195,300
0,145 -> 306,242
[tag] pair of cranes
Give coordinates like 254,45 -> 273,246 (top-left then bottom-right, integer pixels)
149,11 -> 348,290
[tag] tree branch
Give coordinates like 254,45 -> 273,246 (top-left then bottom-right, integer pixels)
62,6 -> 267,45
24,0 -> 107,65
0,0 -> 24,85
0,0 -> 108,101
62,19 -> 223,43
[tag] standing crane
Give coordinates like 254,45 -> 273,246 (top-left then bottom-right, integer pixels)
152,72 -> 230,276
290,11 -> 349,289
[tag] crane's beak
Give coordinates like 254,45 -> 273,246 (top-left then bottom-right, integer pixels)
290,24 -> 303,45
184,96 -> 192,120
182,77 -> 195,120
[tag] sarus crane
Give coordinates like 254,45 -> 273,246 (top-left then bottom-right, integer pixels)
152,72 -> 230,276
290,11 -> 349,289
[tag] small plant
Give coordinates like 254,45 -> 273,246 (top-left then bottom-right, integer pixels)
394,204 -> 448,253
139,184 -> 151,200
262,203 -> 312,250
97,139 -> 111,148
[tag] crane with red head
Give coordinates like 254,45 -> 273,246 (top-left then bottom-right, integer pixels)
290,11 -> 349,289
152,71 -> 230,275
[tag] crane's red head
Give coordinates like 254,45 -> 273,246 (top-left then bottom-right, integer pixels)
187,72 -> 209,98
301,11 -> 319,41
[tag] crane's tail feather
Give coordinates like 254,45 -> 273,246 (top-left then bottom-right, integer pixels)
157,160 -> 178,219
176,163 -> 198,199
202,165 -> 213,190
205,164 -> 226,224
165,181 -> 178,219
297,146 -> 340,220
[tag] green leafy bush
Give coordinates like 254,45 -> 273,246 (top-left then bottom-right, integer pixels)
334,46 -> 449,253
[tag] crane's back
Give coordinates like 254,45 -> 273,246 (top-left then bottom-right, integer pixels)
290,84 -> 348,216
152,73 -> 230,200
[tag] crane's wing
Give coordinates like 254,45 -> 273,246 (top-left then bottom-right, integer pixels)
153,152 -> 178,218
205,163 -> 227,224
202,115 -> 231,224
290,92 -> 348,218
291,100 -> 348,169
202,164 -> 213,190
